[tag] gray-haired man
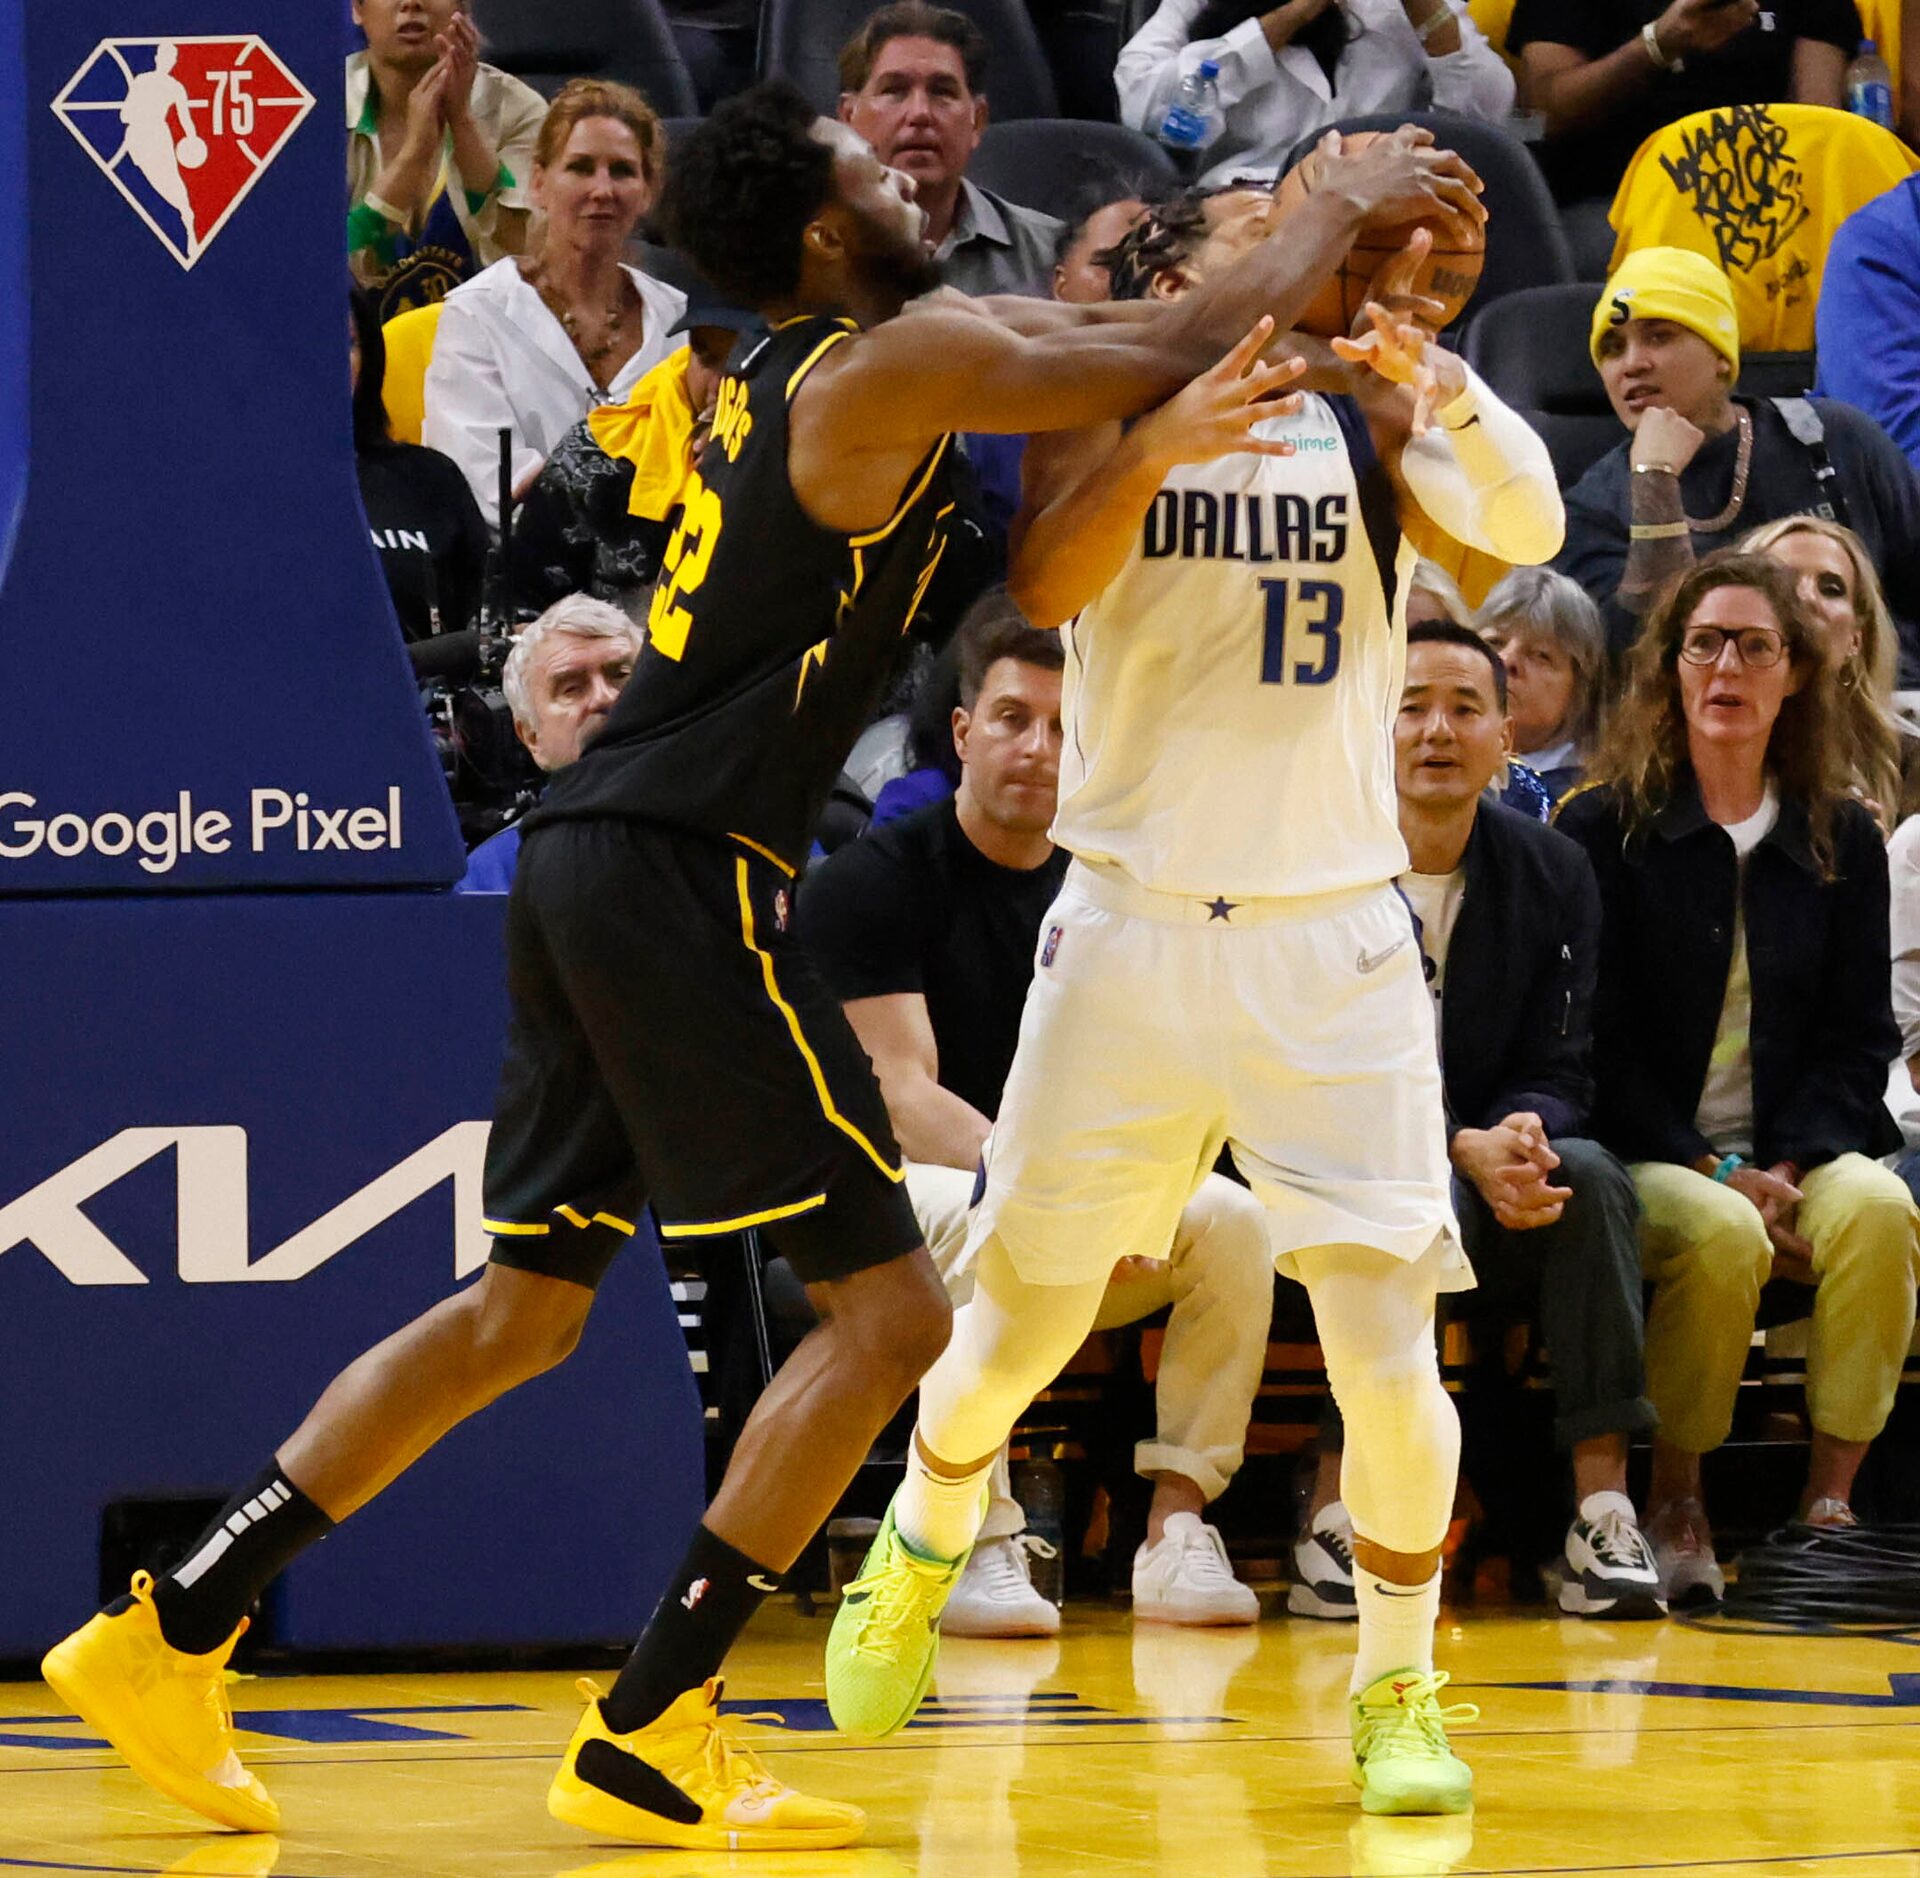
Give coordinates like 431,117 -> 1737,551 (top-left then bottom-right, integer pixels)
458,595 -> 644,894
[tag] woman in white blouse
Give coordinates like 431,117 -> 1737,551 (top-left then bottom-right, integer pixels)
425,78 -> 688,527
1115,0 -> 1514,188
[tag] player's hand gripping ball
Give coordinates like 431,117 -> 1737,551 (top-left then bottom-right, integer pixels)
1270,129 -> 1486,339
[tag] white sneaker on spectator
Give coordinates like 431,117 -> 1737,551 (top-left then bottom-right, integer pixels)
1646,1497 -> 1725,1607
1132,1512 -> 1259,1626
1558,1491 -> 1667,1619
1288,1503 -> 1358,1620
939,1534 -> 1060,1639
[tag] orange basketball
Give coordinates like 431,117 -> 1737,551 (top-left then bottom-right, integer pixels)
1270,131 -> 1486,339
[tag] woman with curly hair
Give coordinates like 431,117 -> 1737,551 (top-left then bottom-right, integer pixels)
1741,515 -> 1910,825
1557,554 -> 1920,1603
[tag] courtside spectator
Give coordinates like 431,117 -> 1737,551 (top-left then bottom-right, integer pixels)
1743,515 -> 1907,822
798,600 -> 1272,1632
1555,248 -> 1920,680
1558,555 -> 1920,1598
1115,0 -> 1513,188
838,3 -> 1064,296
1817,173 -> 1920,480
1509,0 -> 1857,275
1477,568 -> 1610,804
457,596 -> 644,892
348,0 -> 546,316
1401,552 -> 1560,819
352,287 -> 488,641
424,81 -> 687,527
1394,623 -> 1659,1618
508,299 -> 759,618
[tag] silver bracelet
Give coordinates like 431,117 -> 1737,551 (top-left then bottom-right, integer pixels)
1414,2 -> 1454,44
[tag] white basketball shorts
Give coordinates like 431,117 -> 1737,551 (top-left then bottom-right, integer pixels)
967,859 -> 1468,1290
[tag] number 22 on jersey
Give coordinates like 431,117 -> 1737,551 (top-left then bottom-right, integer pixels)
648,474 -> 725,661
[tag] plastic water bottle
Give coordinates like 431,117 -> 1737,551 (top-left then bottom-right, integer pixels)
1012,1456 -> 1066,1605
1158,59 -> 1221,155
1847,40 -> 1895,128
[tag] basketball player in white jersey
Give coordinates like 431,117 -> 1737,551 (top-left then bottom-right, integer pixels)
828,174 -> 1563,1815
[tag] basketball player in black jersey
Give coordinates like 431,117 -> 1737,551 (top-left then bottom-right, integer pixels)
42,85 -> 1481,1849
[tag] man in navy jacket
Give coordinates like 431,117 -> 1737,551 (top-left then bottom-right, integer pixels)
1395,623 -> 1659,1618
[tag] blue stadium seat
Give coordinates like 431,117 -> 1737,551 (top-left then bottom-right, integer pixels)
969,118 -> 1177,220
472,0 -> 699,117
762,0 -> 1058,119
1279,109 -> 1576,328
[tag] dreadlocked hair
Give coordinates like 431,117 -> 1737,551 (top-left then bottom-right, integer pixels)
1097,186 -> 1225,301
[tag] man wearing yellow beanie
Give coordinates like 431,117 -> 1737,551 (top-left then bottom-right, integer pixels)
1551,244 -> 1920,676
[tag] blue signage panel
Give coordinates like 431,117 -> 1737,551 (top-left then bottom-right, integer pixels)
0,894 -> 705,1657
0,0 -> 466,891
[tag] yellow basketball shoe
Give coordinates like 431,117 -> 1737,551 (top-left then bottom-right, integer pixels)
548,1677 -> 865,1850
40,1572 -> 278,1832
826,1504 -> 969,1742
1349,1668 -> 1477,1816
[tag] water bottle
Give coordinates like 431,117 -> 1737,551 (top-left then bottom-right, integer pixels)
1011,1456 -> 1066,1605
1158,59 -> 1221,155
1846,40 -> 1895,129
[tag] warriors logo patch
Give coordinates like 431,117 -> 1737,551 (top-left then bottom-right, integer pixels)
53,38 -> 315,269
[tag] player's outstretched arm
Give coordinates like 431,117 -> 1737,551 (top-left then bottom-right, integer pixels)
1333,289 -> 1564,566
1010,321 -> 1308,631
811,130 -> 1483,458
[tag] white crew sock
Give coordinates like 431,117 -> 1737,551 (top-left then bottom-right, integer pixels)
1351,1564 -> 1440,1693
1578,1488 -> 1636,1525
895,1441 -> 991,1563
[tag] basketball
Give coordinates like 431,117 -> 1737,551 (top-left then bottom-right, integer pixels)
176,135 -> 208,170
1270,131 -> 1486,339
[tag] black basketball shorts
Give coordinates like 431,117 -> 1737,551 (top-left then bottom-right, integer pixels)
481,818 -> 923,1289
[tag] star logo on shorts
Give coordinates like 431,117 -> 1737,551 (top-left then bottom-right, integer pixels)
1205,897 -> 1240,922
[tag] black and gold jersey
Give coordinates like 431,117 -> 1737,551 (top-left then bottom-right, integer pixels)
534,314 -> 956,872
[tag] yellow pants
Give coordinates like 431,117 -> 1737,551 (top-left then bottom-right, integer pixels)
1634,1153 -> 1920,1453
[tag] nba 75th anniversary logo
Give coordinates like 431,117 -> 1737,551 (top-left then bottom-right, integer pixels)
52,37 -> 315,269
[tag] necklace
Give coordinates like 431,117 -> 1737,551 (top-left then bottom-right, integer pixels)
527,264 -> 630,384
1685,406 -> 1753,534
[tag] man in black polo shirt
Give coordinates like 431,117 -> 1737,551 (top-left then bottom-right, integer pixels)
800,592 -> 1273,1636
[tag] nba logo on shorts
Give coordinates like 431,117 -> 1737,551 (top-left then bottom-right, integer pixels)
52,38 -> 316,269
1041,925 -> 1063,969
774,888 -> 791,932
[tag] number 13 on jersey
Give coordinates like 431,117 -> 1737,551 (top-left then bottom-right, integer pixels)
1259,577 -> 1343,687
648,476 -> 726,661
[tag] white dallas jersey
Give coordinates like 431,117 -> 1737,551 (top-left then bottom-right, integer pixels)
1053,392 -> 1413,899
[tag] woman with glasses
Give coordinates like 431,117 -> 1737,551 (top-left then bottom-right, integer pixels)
1557,554 -> 1920,1604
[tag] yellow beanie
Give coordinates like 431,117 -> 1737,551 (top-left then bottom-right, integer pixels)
1589,246 -> 1740,376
